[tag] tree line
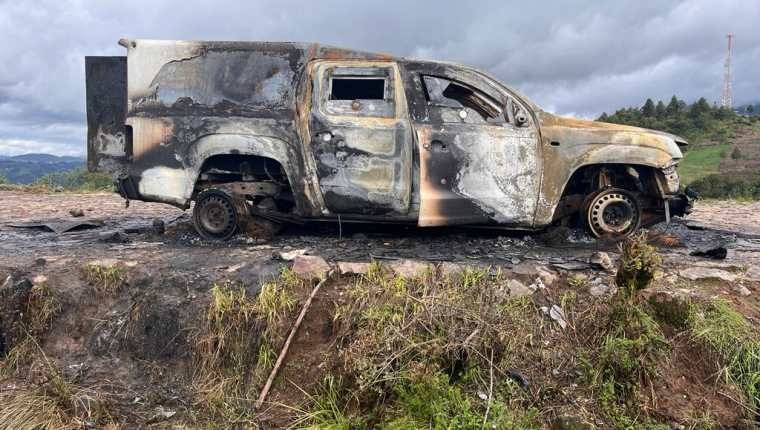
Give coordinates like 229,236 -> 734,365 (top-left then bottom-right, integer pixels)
598,96 -> 747,143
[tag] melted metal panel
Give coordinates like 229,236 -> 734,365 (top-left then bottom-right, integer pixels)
85,56 -> 128,175
308,61 -> 412,215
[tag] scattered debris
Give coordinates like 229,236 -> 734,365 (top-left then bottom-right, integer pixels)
542,304 -> 568,329
552,261 -> 590,271
7,219 -> 104,234
689,245 -> 728,260
506,369 -> 530,390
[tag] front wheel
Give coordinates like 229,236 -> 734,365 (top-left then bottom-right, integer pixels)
584,188 -> 642,238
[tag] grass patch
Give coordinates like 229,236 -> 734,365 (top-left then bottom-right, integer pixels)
299,264 -> 543,428
0,347 -> 112,430
1,280 -> 61,376
82,261 -> 125,295
191,269 -> 304,427
678,144 -> 731,184
690,300 -> 760,413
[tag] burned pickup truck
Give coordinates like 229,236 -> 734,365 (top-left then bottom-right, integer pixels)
86,39 -> 690,240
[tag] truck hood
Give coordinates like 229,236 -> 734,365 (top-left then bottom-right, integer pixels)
537,112 -> 686,160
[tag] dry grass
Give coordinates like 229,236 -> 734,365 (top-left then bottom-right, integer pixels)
1,337 -> 113,429
82,261 -> 125,295
190,269 -> 305,427
1,281 -> 61,376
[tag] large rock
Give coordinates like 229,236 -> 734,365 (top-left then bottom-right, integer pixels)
337,261 -> 370,275
292,255 -> 331,280
679,267 -> 738,282
589,251 -> 614,272
512,261 -> 559,286
389,259 -> 431,278
507,279 -> 533,298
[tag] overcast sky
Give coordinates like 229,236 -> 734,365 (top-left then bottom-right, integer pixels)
1,0 -> 758,156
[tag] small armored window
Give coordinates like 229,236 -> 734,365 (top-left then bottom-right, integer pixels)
322,66 -> 395,118
330,78 -> 386,100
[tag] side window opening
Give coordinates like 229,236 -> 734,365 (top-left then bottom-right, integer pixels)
321,66 -> 396,118
330,78 -> 385,100
422,75 -> 503,123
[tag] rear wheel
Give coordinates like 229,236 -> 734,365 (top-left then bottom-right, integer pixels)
585,188 -> 641,238
192,189 -> 241,241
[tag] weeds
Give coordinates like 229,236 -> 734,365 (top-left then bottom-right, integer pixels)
82,261 -> 125,295
690,299 -> 760,412
191,270 -> 304,426
616,232 -> 661,297
0,338 -> 112,429
306,265 -> 543,427
1,280 -> 61,376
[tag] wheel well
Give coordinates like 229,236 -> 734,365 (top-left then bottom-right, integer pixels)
194,154 -> 294,212
553,164 -> 663,221
197,154 -> 288,184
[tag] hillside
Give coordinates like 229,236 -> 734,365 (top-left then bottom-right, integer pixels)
0,154 -> 84,184
0,191 -> 759,428
599,97 -> 760,196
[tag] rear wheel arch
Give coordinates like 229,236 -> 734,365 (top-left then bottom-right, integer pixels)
186,134 -> 309,214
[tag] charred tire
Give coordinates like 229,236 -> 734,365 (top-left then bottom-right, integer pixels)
192,189 -> 241,241
584,188 -> 642,238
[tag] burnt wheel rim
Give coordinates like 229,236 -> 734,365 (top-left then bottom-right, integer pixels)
195,193 -> 237,239
587,191 -> 640,237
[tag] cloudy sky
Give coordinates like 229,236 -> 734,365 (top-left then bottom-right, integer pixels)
1,0 -> 758,156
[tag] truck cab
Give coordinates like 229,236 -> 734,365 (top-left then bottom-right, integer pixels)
86,39 -> 690,240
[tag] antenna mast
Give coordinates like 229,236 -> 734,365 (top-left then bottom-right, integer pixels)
721,33 -> 733,109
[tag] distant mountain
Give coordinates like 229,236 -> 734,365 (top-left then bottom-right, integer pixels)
0,154 -> 85,184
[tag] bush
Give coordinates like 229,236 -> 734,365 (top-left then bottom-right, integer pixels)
690,173 -> 760,199
32,168 -> 113,192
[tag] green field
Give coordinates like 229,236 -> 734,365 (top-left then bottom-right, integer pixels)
677,143 -> 730,184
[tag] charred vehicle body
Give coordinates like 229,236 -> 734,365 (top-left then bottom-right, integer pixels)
86,39 -> 691,240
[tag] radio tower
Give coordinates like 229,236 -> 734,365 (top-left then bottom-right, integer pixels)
721,33 -> 734,109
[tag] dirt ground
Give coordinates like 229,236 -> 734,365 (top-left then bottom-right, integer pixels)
1,190 -> 759,427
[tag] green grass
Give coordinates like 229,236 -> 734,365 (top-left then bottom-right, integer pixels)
690,300 -> 760,412
678,143 -> 731,184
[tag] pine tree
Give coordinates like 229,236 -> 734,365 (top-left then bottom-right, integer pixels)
655,101 -> 666,118
642,98 -> 656,117
666,96 -> 680,115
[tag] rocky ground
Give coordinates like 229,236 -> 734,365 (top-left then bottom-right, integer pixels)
1,190 -> 759,428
